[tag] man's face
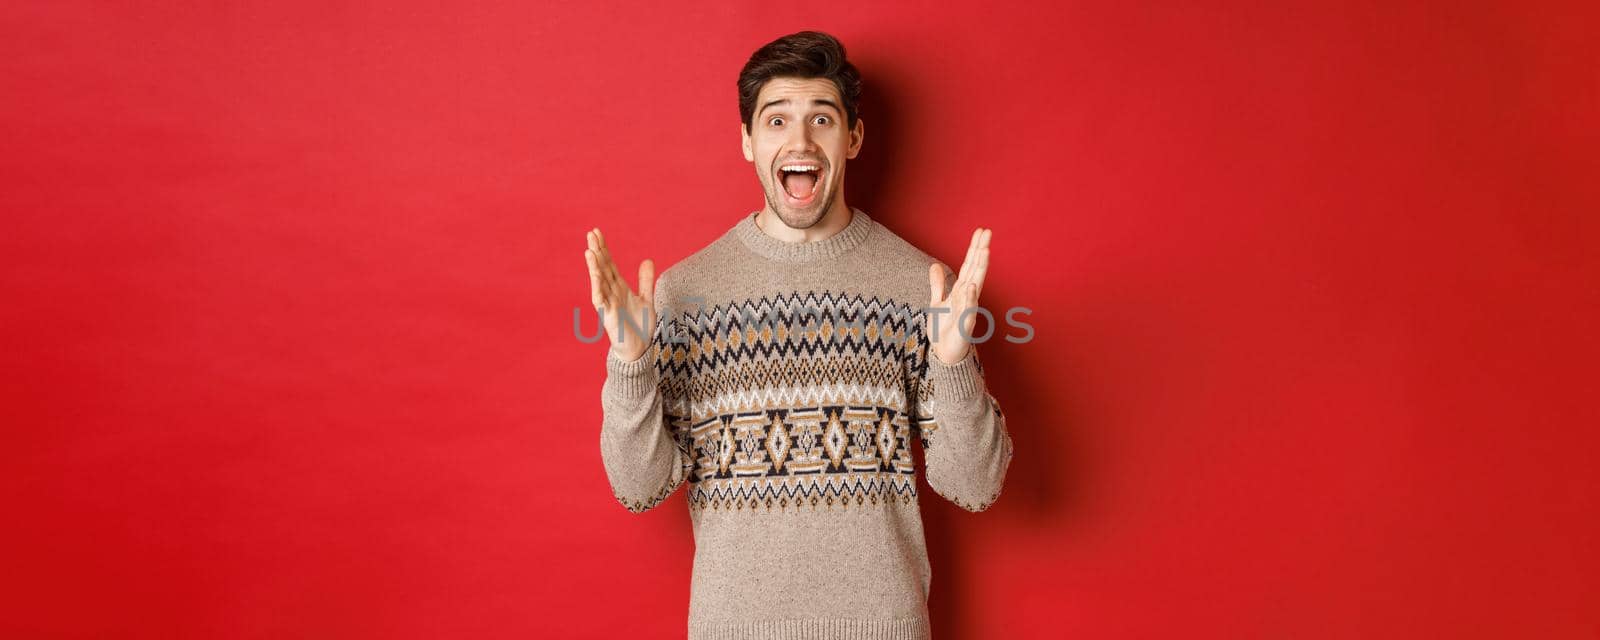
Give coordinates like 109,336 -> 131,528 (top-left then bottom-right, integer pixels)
742,76 -> 864,229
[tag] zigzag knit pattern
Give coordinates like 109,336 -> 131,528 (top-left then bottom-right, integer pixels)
650,289 -> 936,512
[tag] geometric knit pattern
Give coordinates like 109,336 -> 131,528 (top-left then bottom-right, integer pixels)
639,289 -> 999,513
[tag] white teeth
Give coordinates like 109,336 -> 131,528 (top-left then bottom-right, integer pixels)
780,165 -> 820,172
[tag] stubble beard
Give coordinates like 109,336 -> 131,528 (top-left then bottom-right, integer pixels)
761,169 -> 837,231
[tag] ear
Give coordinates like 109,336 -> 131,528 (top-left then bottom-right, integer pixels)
846,117 -> 864,160
740,122 -> 754,162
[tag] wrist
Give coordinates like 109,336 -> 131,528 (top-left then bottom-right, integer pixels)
608,340 -> 649,364
931,342 -> 970,366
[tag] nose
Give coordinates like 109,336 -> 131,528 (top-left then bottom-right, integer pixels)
783,122 -> 817,153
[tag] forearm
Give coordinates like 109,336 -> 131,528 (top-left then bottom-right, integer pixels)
599,341 -> 689,513
920,347 -> 1013,512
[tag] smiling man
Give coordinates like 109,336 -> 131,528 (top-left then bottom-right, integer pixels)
583,31 -> 1013,640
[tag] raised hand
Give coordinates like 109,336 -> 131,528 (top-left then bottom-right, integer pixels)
928,227 -> 991,365
584,228 -> 656,362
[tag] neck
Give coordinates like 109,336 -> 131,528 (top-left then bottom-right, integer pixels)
735,204 -> 874,264
755,197 -> 853,243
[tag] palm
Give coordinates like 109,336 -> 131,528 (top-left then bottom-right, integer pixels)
584,228 -> 656,362
928,228 -> 991,365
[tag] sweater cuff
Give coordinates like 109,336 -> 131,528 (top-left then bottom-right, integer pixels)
604,341 -> 659,398
928,346 -> 984,403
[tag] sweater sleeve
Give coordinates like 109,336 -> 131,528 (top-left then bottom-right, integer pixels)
598,283 -> 693,514
907,321 -> 1015,513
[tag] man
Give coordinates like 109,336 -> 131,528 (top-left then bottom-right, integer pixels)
582,31 -> 1013,640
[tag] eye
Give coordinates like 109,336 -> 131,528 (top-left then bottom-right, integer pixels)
768,116 -> 785,127
813,115 -> 831,125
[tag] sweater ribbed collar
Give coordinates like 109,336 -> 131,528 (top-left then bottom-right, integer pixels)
734,207 -> 875,263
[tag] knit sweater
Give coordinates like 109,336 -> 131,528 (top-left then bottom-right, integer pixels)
599,207 -> 1014,640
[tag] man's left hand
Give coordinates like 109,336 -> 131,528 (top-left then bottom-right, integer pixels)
928,227 -> 991,365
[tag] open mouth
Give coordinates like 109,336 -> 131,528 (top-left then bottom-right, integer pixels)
776,161 -> 823,206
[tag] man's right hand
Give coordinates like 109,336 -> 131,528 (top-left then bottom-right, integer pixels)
585,228 -> 656,363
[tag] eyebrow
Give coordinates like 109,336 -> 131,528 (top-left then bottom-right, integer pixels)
757,98 -> 843,118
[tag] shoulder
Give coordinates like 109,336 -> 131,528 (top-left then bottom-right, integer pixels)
870,219 -> 945,270
862,216 -> 953,305
652,223 -> 742,316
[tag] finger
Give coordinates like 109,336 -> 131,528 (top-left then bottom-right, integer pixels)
638,258 -> 655,308
956,227 -> 981,284
586,232 -> 612,306
592,228 -> 626,300
972,229 -> 990,297
589,228 -> 612,284
585,248 -> 604,309
596,228 -> 621,283
928,262 -> 945,305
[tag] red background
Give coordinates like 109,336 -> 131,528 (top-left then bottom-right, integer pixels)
4,1 -> 1597,638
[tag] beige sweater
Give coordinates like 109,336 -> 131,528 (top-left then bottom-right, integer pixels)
599,208 -> 1013,640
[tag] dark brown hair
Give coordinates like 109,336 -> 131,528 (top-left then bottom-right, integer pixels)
737,31 -> 862,132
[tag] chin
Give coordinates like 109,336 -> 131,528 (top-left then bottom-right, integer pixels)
767,191 -> 828,229
780,203 -> 828,229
